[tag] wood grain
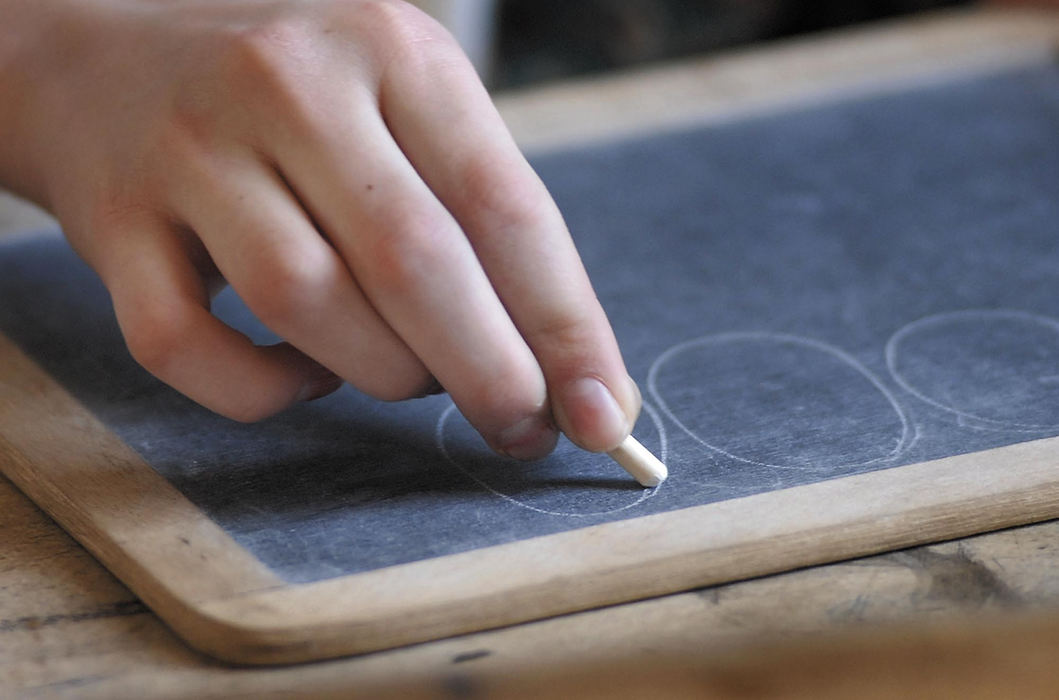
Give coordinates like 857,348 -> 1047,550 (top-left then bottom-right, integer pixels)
361,611 -> 1059,700
0,335 -> 283,644
180,437 -> 1059,662
7,506 -> 1059,697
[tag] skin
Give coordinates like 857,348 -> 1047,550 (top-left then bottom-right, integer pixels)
0,0 -> 641,459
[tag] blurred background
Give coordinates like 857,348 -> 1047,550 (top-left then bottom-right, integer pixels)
413,0 -> 975,88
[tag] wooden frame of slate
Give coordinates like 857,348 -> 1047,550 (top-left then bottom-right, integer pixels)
2,10 -> 1059,665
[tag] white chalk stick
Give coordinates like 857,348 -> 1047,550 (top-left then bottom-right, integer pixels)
607,435 -> 668,487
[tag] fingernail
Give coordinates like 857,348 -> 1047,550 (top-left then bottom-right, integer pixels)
497,415 -> 558,461
298,371 -> 343,402
628,375 -> 643,407
562,377 -> 630,451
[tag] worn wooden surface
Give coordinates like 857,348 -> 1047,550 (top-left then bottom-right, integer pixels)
7,474 -> 1059,697
4,7 -> 1059,697
7,297 -> 1059,665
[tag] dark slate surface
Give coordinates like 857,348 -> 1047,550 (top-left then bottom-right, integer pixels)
2,63 -> 1058,583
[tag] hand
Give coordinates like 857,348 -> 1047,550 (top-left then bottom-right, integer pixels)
0,0 -> 640,458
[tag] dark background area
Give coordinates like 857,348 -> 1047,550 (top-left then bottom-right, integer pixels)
493,0 -> 972,88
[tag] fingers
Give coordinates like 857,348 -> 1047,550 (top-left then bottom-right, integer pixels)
376,31 -> 640,451
77,3 -> 633,459
167,150 -> 436,403
96,216 -> 342,422
267,97 -> 558,459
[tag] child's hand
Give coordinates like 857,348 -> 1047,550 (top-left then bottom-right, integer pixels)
0,0 -> 640,458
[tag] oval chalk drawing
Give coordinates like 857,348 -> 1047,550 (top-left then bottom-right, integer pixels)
887,309 -> 1059,431
436,402 -> 666,517
648,332 -> 911,472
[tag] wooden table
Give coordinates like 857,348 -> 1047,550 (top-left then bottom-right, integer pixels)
4,8 -> 1059,698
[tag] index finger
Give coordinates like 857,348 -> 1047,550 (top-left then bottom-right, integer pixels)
378,29 -> 641,452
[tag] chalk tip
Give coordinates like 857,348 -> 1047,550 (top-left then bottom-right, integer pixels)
607,435 -> 668,488
637,460 -> 668,488
639,464 -> 668,488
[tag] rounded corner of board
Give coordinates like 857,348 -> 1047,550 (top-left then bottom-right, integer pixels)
157,594 -> 331,666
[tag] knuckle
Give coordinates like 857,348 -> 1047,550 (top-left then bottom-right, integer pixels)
358,0 -> 444,44
224,16 -> 307,76
215,16 -> 318,117
239,244 -> 328,330
362,213 -> 449,294
120,304 -> 187,378
459,155 -> 552,233
360,0 -> 461,74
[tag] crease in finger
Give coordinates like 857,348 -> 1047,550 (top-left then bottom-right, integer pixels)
170,149 -> 434,402
265,105 -> 555,450
97,215 -> 332,421
377,52 -> 640,450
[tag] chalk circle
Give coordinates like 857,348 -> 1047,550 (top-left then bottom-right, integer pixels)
886,309 -> 1059,431
436,402 -> 666,517
648,332 -> 912,472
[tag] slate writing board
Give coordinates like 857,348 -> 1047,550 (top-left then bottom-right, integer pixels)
2,62 -> 1059,663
